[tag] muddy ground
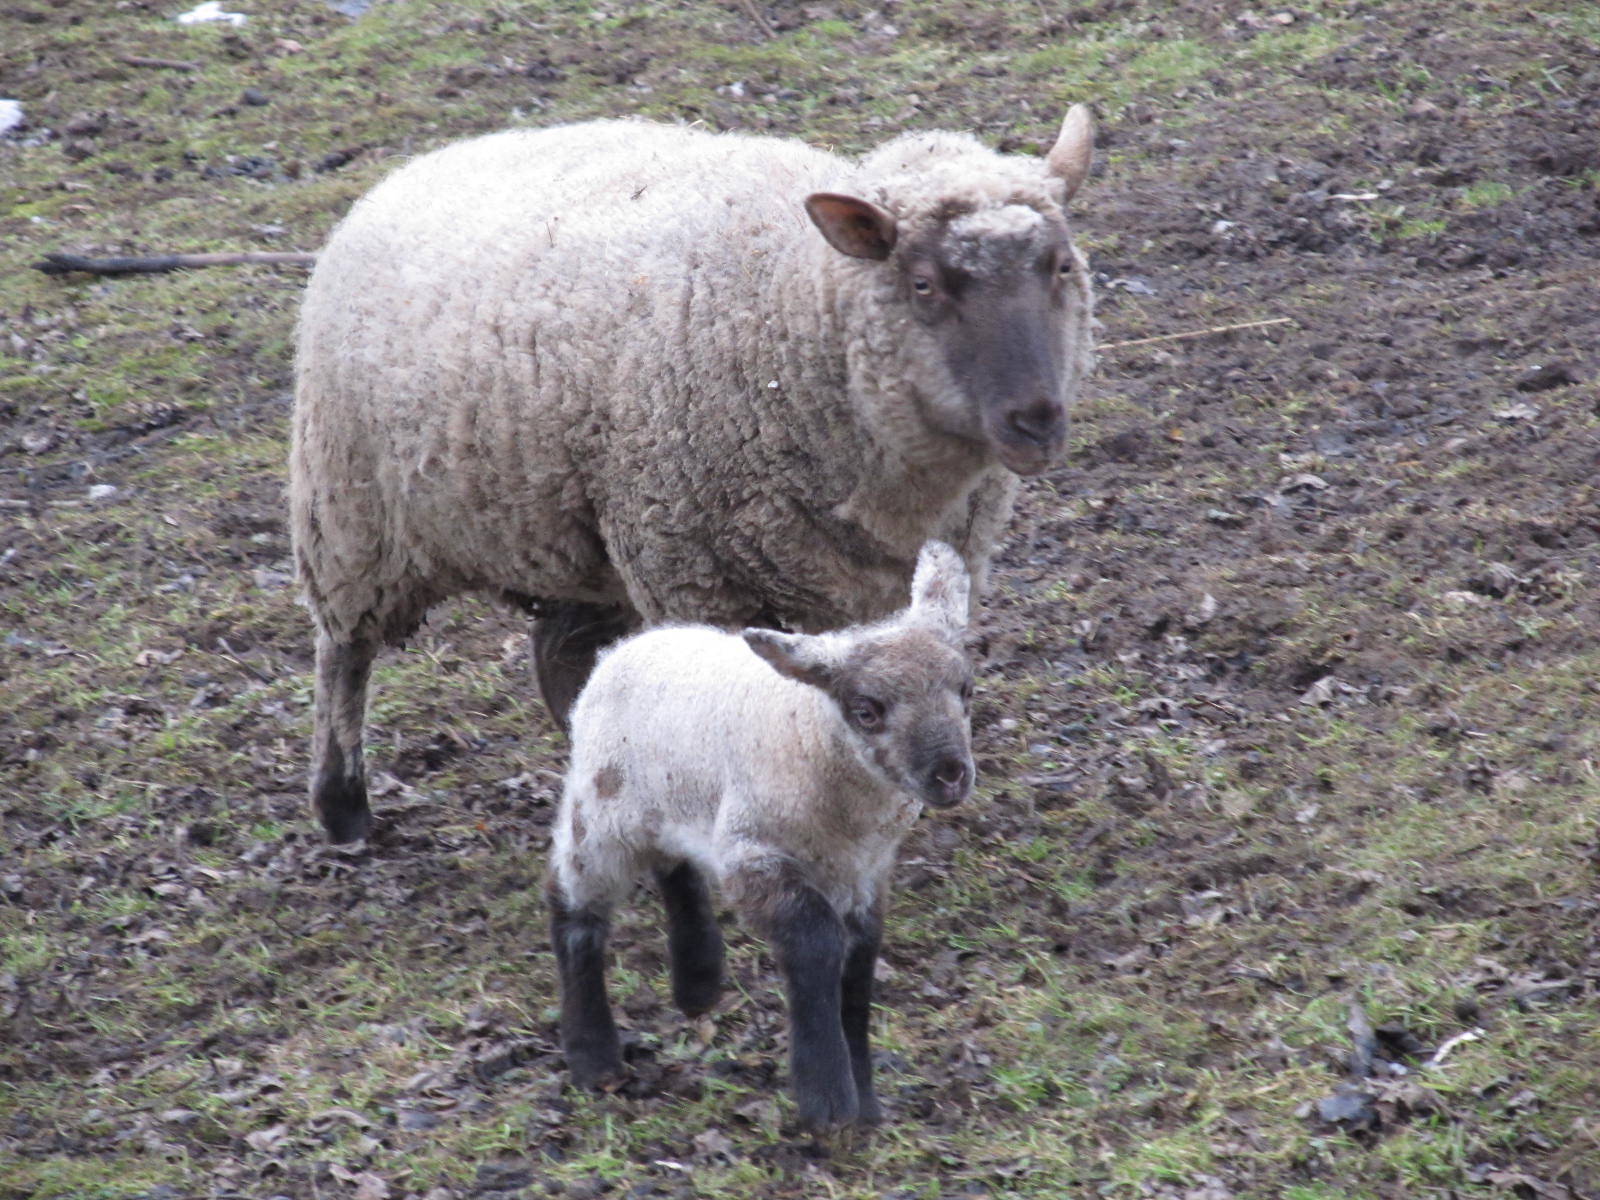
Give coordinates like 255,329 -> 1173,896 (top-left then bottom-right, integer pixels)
2,1 -> 1599,1197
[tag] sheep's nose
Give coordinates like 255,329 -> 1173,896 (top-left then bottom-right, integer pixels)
1005,399 -> 1063,447
927,756 -> 973,807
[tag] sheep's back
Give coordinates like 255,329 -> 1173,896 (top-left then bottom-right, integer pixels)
293,122 -> 856,627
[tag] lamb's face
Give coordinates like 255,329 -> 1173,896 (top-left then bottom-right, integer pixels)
891,202 -> 1091,476
745,622 -> 976,809
829,627 -> 976,808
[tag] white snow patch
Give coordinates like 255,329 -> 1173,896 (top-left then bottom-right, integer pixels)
0,100 -> 23,136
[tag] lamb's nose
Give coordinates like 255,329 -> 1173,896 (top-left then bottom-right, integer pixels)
928,756 -> 973,806
1005,398 -> 1062,446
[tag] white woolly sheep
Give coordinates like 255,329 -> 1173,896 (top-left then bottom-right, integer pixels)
547,541 -> 975,1132
291,110 -> 1094,842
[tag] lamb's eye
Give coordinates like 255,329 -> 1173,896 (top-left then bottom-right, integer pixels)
912,277 -> 934,295
959,681 -> 974,706
1057,256 -> 1074,275
850,697 -> 887,729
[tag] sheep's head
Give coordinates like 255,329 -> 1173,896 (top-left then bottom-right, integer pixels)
743,542 -> 976,808
806,106 -> 1095,476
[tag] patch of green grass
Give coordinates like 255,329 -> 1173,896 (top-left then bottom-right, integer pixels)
1460,179 -> 1517,209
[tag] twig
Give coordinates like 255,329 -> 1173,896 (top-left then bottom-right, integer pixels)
1423,1027 -> 1484,1070
735,0 -> 775,39
118,55 -> 200,71
35,250 -> 317,277
1101,316 -> 1295,351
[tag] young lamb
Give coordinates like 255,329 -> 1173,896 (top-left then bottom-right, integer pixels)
547,541 -> 975,1132
293,109 -> 1093,842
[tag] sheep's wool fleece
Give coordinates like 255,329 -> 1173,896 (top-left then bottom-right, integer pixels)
292,120 -> 1092,644
553,625 -> 921,917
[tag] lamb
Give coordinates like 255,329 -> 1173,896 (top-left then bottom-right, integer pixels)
547,541 -> 975,1132
291,109 -> 1095,843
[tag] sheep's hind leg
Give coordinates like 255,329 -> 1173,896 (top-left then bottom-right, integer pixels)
530,602 -> 634,730
730,864 -> 857,1132
842,902 -> 885,1125
547,881 -> 624,1089
311,630 -> 378,843
656,861 -> 725,1017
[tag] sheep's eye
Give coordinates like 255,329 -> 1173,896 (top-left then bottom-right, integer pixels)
959,681 -> 974,706
849,696 -> 887,729
1057,256 -> 1074,276
912,277 -> 935,295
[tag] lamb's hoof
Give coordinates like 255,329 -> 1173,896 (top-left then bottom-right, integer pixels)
672,969 -> 724,1019
565,1031 -> 626,1093
568,1055 -> 627,1093
314,776 -> 372,844
794,1079 -> 860,1134
855,1091 -> 884,1127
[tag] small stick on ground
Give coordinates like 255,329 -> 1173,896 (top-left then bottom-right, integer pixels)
118,55 -> 201,71
34,251 -> 318,277
1101,316 -> 1295,351
734,0 -> 775,38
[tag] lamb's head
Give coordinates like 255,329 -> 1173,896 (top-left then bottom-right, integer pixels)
744,542 -> 975,808
805,106 -> 1095,477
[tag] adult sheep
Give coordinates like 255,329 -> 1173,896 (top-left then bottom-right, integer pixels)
291,109 -> 1096,843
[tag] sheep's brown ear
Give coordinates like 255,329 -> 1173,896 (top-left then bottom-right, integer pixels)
805,193 -> 898,261
1045,104 -> 1095,202
909,541 -> 971,637
743,629 -> 835,691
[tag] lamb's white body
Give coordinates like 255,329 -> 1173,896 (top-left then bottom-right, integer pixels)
552,626 -> 923,919
545,541 -> 976,1130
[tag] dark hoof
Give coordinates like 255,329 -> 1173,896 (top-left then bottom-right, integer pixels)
855,1092 -> 884,1127
567,1051 -> 626,1092
795,1079 -> 860,1134
672,967 -> 724,1018
314,774 -> 372,844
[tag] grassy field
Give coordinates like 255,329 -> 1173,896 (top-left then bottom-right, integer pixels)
3,1 -> 1599,1197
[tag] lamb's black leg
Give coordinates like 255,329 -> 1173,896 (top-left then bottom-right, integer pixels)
731,864 -> 856,1132
547,881 -> 623,1089
842,901 -> 885,1125
310,630 -> 377,843
656,861 -> 725,1017
530,602 -> 635,730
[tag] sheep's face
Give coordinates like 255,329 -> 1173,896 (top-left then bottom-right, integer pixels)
806,107 -> 1096,478
902,204 -> 1090,476
806,195 -> 1092,477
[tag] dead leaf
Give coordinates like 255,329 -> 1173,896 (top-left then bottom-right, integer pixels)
244,1124 -> 289,1152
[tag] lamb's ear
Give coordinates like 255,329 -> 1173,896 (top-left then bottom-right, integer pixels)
743,629 -> 836,691
805,193 -> 898,261
908,541 -> 971,637
1045,104 -> 1095,202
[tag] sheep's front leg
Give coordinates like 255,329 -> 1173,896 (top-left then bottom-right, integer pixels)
530,602 -> 634,730
731,865 -> 857,1132
547,882 -> 624,1089
656,861 -> 725,1017
311,630 -> 377,843
842,902 -> 885,1125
